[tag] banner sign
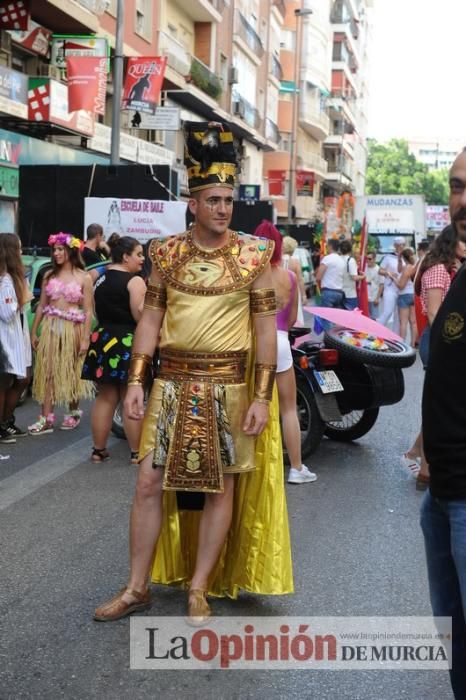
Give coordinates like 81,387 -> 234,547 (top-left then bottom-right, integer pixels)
51,35 -> 108,71
122,57 -> 167,114
9,20 -> 52,56
0,66 -> 28,118
66,56 -> 107,115
0,0 -> 29,31
426,205 -> 450,231
84,197 -> 187,244
28,77 -> 95,136
268,169 -> 286,197
296,170 -> 315,197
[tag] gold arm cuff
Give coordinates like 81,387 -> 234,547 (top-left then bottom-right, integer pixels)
250,288 -> 277,316
254,363 -> 277,402
144,283 -> 167,311
127,352 -> 152,386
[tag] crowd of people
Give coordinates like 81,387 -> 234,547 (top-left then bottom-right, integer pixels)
1,122 -> 465,698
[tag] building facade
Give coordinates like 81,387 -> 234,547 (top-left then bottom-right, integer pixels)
0,0 -> 374,233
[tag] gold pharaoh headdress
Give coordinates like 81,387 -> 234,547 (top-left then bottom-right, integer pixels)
183,121 -> 239,193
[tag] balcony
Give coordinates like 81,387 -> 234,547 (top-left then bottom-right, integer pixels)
233,11 -> 264,64
179,0 -> 222,22
299,94 -> 330,141
272,0 -> 286,18
232,92 -> 262,131
301,151 -> 328,178
265,117 -> 280,144
158,31 -> 191,79
188,56 -> 222,100
270,54 -> 283,82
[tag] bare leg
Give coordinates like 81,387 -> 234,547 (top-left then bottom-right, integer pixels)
190,474 -> 235,591
121,386 -> 143,452
91,383 -> 119,449
123,453 -> 164,601
409,305 -> 418,347
0,374 -> 13,421
418,431 -> 430,479
276,367 -> 302,469
398,306 -> 408,341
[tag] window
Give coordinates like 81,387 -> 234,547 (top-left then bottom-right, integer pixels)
135,0 -> 152,41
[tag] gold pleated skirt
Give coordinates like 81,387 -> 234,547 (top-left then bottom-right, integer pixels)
149,385 -> 294,598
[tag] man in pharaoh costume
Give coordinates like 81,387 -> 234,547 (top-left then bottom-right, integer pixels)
94,121 -> 293,624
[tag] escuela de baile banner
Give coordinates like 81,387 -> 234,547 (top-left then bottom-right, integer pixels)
121,56 -> 167,114
66,56 -> 107,115
84,197 -> 187,245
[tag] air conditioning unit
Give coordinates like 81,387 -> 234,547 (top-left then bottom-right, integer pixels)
0,32 -> 11,54
37,64 -> 63,81
228,66 -> 239,84
233,101 -> 245,118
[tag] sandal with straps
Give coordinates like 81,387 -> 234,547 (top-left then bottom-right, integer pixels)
130,451 -> 139,465
187,588 -> 211,626
94,586 -> 151,622
91,447 -> 110,463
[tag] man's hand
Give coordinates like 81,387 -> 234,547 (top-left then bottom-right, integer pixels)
124,385 -> 145,420
242,401 -> 269,436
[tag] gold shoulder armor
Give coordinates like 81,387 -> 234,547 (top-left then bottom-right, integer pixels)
230,232 -> 274,284
149,232 -> 191,279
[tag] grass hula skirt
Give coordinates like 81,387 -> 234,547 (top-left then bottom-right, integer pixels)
32,316 -> 94,406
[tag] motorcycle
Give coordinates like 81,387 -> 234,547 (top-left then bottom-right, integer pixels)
290,326 -> 416,458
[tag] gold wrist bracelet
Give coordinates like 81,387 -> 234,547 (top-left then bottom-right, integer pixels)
127,352 -> 152,385
254,363 -> 276,402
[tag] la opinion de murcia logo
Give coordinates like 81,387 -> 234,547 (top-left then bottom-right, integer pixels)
442,312 -> 464,341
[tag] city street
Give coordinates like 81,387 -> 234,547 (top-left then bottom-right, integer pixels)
0,355 -> 453,700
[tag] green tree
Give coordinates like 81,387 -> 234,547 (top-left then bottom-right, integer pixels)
365,138 -> 449,205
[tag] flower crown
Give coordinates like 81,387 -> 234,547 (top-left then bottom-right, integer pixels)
48,232 -> 84,251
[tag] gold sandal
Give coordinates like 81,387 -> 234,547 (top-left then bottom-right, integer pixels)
94,586 -> 151,621
187,589 -> 211,626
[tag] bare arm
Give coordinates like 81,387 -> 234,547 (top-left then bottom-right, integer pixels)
390,265 -> 413,291
31,272 -> 51,349
315,262 -> 327,283
243,264 -> 277,436
426,288 -> 443,326
79,272 -> 94,354
127,276 -> 147,322
288,278 -> 299,329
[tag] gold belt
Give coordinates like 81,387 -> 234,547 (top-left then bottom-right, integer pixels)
159,350 -> 247,384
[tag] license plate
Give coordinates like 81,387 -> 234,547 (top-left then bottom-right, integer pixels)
313,370 -> 344,394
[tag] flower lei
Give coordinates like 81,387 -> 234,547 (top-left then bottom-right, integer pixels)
48,232 -> 84,251
341,330 -> 389,351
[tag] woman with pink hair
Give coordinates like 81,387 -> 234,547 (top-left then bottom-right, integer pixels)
253,221 -> 316,484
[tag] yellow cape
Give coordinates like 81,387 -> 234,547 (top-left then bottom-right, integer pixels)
150,384 -> 294,598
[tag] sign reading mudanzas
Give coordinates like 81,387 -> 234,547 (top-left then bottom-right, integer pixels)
84,197 -> 187,244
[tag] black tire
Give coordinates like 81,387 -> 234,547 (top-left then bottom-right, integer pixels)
111,400 -> 126,439
324,328 -> 416,368
324,407 -> 379,442
295,372 -> 325,458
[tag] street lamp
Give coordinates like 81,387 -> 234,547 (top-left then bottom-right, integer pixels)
287,6 -> 313,227
110,0 -> 124,164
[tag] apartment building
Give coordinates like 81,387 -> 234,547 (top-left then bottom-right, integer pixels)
408,138 -> 464,172
0,0 -> 374,231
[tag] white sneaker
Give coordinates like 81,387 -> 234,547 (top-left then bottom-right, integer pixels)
288,465 -> 317,484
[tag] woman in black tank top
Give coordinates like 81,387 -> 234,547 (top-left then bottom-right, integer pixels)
82,235 -> 146,464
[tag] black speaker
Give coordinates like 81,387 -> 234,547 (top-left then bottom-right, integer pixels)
19,165 -> 178,247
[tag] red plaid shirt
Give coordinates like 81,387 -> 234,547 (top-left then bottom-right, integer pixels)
420,264 -> 452,315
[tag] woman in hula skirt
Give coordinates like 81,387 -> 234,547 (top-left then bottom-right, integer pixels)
82,234 -> 146,464
29,233 -> 94,434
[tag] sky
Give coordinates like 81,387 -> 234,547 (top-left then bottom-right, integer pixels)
367,0 -> 466,143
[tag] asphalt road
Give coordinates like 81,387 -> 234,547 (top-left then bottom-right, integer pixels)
0,356 -> 453,700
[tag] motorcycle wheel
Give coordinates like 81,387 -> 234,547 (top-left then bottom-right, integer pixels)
324,328 -> 416,368
111,400 -> 126,439
296,372 -> 325,458
324,407 -> 379,442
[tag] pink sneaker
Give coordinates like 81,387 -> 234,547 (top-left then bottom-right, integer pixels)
60,410 -> 83,431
